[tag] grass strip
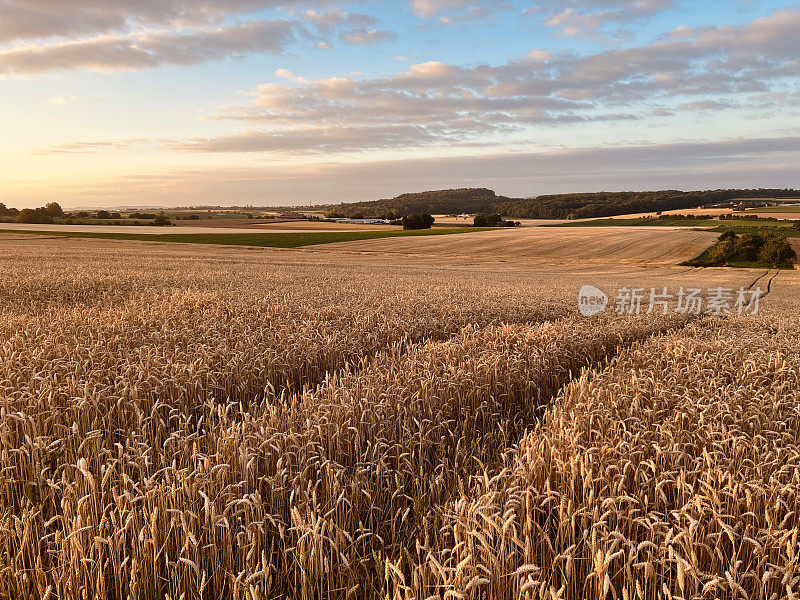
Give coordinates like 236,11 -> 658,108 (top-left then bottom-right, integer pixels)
0,227 -> 497,248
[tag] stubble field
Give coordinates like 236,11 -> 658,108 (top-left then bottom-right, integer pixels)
1,228 -> 798,599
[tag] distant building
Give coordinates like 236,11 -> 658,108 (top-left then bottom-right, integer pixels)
330,218 -> 392,224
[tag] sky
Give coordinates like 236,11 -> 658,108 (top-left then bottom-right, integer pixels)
1,0 -> 798,208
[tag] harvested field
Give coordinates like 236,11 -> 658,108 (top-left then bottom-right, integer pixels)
431,215 -> 572,227
0,221 -> 401,235
317,226 -> 719,268
742,210 -> 800,220
0,226 -> 491,248
172,218 -> 404,232
0,233 -> 798,599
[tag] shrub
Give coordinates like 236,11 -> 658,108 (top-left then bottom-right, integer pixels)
44,202 -> 64,218
703,230 -> 796,266
758,234 -> 797,266
734,232 -> 764,261
473,213 -> 503,227
16,208 -> 53,224
401,213 -> 435,230
153,213 -> 172,226
0,203 -> 19,217
707,238 -> 736,264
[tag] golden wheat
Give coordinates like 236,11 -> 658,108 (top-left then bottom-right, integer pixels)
0,242 -> 797,600
402,318 -> 800,599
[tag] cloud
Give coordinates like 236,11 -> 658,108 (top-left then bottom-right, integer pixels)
159,8 -> 800,155
0,4 -> 394,74
0,19 -> 297,74
340,28 -> 397,45
410,0 -> 512,25
678,100 -> 734,111
47,95 -> 77,105
303,10 -> 377,32
34,139 -> 147,155
274,68 -> 308,83
528,0 -> 675,41
0,0 -> 339,44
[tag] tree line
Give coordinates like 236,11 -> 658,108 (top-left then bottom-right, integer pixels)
0,203 -> 172,225
319,188 -> 800,220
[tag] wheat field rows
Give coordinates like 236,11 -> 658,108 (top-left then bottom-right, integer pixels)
0,243 -> 798,599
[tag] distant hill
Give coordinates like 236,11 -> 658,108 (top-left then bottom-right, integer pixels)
317,188 -> 800,220
321,188 -> 503,218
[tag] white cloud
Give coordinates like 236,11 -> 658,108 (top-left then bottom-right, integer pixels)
274,68 -> 308,83
47,95 -> 74,105
0,0 -> 341,44
410,0 -> 511,25
529,0 -> 675,41
159,8 -> 800,155
340,28 -> 396,45
0,2 -> 376,73
526,49 -> 552,61
303,10 -> 377,31
0,19 -> 297,74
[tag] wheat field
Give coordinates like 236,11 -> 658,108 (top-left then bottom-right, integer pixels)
0,235 -> 798,599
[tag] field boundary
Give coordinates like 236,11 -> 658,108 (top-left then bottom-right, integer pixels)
0,226 -> 498,248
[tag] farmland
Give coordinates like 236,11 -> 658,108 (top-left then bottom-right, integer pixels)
0,228 -> 798,599
0,226 -> 493,248
555,216 -> 797,229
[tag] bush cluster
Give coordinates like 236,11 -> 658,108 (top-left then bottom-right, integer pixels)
707,230 -> 797,266
473,213 -> 519,227
401,213 -> 435,230
16,202 -> 63,224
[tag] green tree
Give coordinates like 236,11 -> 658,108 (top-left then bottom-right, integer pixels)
708,239 -> 736,265
153,212 -> 172,226
758,235 -> 797,266
473,213 -> 503,227
401,213 -> 435,230
44,202 -> 64,218
0,203 -> 19,217
17,208 -> 53,224
734,232 -> 764,261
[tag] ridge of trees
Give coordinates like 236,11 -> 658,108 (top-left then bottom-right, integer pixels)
320,188 -> 800,220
